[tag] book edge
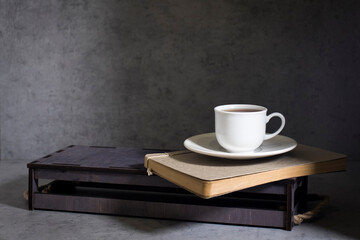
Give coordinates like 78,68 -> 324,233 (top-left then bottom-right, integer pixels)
206,157 -> 347,198
146,157 -> 346,199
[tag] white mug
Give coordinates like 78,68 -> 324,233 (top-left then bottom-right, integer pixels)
215,104 -> 285,152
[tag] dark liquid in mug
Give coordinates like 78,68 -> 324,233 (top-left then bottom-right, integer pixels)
224,109 -> 261,113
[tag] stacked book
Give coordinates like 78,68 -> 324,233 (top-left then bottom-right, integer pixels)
145,144 -> 346,198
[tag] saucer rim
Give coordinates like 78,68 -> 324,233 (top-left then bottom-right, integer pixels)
183,133 -> 297,160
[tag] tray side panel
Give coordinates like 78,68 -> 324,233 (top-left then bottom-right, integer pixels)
34,193 -> 286,228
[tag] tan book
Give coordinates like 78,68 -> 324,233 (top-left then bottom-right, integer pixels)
144,144 -> 346,199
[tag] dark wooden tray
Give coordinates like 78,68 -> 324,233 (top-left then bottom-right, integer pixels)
28,145 -> 308,230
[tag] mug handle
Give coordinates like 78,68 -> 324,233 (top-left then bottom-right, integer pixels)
264,112 -> 286,140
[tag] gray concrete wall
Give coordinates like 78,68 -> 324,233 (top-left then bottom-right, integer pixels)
1,0 -> 359,161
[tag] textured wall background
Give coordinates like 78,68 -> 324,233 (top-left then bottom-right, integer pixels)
1,0 -> 359,161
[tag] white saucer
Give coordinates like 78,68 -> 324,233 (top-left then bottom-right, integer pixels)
184,133 -> 297,160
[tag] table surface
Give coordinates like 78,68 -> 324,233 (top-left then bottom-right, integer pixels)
1,158 -> 360,240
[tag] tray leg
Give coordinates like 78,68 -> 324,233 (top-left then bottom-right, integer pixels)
28,168 -> 38,210
286,182 -> 295,231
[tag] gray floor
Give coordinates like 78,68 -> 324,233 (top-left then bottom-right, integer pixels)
0,159 -> 359,240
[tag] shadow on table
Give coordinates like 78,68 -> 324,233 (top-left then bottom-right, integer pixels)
110,215 -> 192,233
0,175 -> 28,210
302,204 -> 360,239
304,162 -> 360,239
